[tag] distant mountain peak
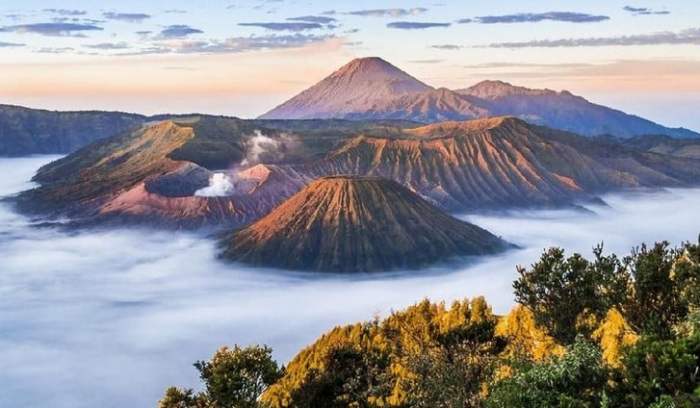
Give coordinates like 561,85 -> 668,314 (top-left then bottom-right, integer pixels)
331,56 -> 405,78
259,57 -> 431,120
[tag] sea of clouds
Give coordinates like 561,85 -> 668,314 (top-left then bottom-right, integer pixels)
1,156 -> 699,408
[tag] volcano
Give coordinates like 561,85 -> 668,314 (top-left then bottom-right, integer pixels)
220,176 -> 510,272
260,57 -> 698,139
259,57 -> 432,120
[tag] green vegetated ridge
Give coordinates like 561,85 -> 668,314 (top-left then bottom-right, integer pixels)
160,238 -> 700,407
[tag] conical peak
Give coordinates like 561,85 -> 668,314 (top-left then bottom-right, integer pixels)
328,56 -> 429,87
221,175 -> 509,272
334,57 -> 400,76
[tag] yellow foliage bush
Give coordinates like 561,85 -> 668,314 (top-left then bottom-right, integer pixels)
261,297 -> 496,407
495,305 -> 565,361
592,308 -> 638,367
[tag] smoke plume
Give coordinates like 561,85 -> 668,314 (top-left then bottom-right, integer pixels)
194,173 -> 234,197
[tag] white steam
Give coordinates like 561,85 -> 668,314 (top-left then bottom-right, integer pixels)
194,173 -> 234,197
240,130 -> 298,167
1,156 -> 700,408
241,130 -> 279,167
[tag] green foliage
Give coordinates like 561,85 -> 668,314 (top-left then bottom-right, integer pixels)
195,345 -> 282,408
159,345 -> 282,408
167,117 -> 247,169
403,340 -> 501,408
161,239 -> 700,407
513,245 -> 628,344
157,387 -> 206,408
623,242 -> 688,338
486,338 -> 608,408
613,332 -> 700,407
515,240 -> 700,344
286,345 -> 393,407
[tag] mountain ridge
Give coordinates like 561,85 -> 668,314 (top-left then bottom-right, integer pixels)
14,116 -> 700,229
260,57 -> 699,139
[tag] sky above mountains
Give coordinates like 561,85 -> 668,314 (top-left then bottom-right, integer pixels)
1,0 -> 699,130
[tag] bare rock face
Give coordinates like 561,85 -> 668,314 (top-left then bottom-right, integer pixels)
16,115 -> 700,230
220,176 -> 510,273
290,117 -> 700,211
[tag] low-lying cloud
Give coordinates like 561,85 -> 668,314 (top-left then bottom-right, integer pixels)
2,156 -> 699,408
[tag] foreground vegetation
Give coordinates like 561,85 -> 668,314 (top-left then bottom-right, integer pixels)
160,238 -> 700,407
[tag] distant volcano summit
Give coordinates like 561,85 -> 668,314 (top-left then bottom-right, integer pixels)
259,57 -> 432,120
260,57 -> 698,139
220,176 -> 510,272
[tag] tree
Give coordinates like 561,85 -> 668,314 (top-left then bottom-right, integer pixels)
676,240 -> 700,306
486,338 -> 608,408
194,345 -> 282,408
403,340 -> 500,408
261,298 -> 501,407
613,332 -> 700,407
513,245 -> 628,344
287,346 -> 392,408
157,387 -> 204,408
591,308 -> 638,368
624,242 -> 688,338
495,305 -> 564,362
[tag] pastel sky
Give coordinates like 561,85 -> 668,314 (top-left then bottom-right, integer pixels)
1,0 -> 699,130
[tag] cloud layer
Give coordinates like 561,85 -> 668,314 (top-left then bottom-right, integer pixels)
0,22 -> 103,37
103,12 -> 151,23
239,22 -> 323,31
287,16 -> 336,24
431,44 -> 463,50
158,24 -> 203,39
458,11 -> 610,24
623,6 -> 670,16
483,27 -> 700,48
387,21 -> 451,30
345,8 -> 427,17
118,33 -> 334,55
43,9 -> 87,16
0,41 -> 25,47
2,157 -> 700,408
